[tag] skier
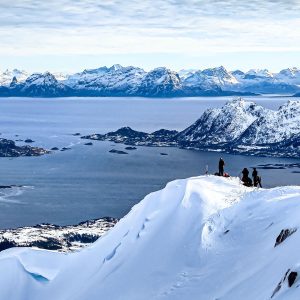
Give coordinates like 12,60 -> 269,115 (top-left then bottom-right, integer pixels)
252,167 -> 262,188
218,158 -> 225,176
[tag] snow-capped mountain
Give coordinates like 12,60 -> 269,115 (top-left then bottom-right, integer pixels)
135,67 -> 183,97
83,98 -> 300,157
0,69 -> 28,86
177,98 -> 267,145
277,68 -> 300,85
64,64 -> 146,96
182,66 -> 238,91
177,98 -> 300,155
1,176 -> 300,299
11,72 -> 72,97
1,65 -> 300,97
182,67 -> 300,94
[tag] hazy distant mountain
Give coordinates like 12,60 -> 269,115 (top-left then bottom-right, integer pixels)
0,65 -> 300,97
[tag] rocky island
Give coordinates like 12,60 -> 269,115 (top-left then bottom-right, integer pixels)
0,138 -> 49,157
81,99 -> 300,158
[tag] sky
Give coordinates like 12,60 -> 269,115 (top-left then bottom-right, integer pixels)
0,0 -> 300,73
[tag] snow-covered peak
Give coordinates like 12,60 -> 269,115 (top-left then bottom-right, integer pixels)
136,67 -> 182,96
0,69 -> 28,86
276,68 -> 300,85
25,72 -> 58,86
178,98 -> 267,144
178,69 -> 198,80
278,100 -> 300,119
279,67 -> 300,78
183,66 -> 238,90
108,64 -> 123,72
246,69 -> 274,78
1,176 -> 300,299
231,69 -> 245,77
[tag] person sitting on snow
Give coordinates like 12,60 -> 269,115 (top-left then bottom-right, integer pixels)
241,168 -> 252,187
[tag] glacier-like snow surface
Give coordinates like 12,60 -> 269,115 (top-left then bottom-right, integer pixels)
1,176 -> 300,299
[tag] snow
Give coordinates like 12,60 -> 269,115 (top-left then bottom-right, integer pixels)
1,176 -> 300,299
0,69 -> 28,86
1,66 -> 300,95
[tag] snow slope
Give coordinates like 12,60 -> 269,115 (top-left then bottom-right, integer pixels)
1,176 -> 300,299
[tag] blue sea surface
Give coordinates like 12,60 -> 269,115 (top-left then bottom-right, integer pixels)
0,96 -> 298,228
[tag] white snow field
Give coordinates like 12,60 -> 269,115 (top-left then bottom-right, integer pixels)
1,176 -> 300,299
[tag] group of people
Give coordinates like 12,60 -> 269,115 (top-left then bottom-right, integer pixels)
217,158 -> 262,188
241,167 -> 262,187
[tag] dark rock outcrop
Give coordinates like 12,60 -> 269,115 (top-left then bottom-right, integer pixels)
288,271 -> 297,287
274,228 -> 297,247
0,138 -> 49,157
109,149 -> 128,154
0,217 -> 118,252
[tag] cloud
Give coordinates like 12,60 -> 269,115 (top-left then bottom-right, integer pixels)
0,0 -> 299,70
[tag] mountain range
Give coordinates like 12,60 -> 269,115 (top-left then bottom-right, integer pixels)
0,65 -> 300,97
82,98 -> 300,158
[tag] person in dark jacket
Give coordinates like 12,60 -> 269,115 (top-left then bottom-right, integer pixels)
218,158 -> 225,176
241,168 -> 252,187
252,167 -> 262,188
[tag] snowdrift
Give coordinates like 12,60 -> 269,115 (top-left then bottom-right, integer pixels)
1,176 -> 300,299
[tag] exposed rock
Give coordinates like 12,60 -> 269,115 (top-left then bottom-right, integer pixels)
84,142 -> 93,146
0,138 -> 49,157
274,228 -> 297,247
51,147 -> 59,151
0,217 -> 118,252
125,146 -> 137,150
271,269 -> 290,298
61,147 -> 71,151
109,149 -> 128,155
24,139 -> 34,143
82,127 -> 178,147
288,271 -> 297,287
160,153 -> 168,156
72,133 -> 81,136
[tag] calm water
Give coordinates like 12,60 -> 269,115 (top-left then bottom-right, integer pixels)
0,96 -> 299,229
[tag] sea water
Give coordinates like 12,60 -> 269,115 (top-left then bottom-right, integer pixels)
0,96 -> 298,228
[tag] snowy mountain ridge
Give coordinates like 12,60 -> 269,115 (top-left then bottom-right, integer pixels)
1,176 -> 300,299
1,65 -> 300,97
82,98 -> 300,157
178,98 -> 300,147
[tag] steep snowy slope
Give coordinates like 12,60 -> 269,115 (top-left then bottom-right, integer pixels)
177,98 -> 267,145
1,176 -> 300,299
238,100 -> 300,145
